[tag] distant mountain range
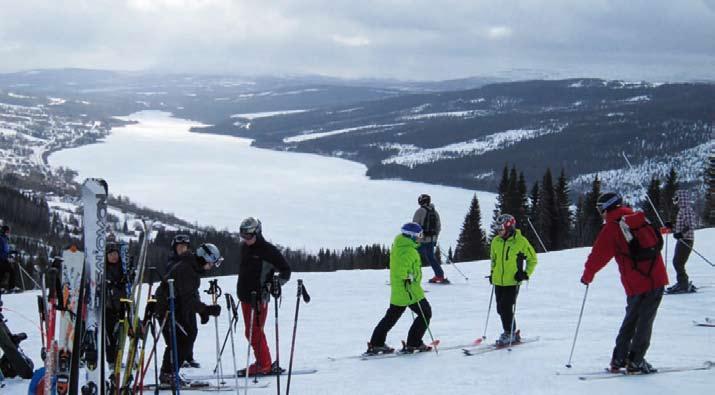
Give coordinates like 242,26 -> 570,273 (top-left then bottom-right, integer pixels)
1,69 -> 712,195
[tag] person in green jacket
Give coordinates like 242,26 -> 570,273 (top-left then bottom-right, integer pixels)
489,213 -> 537,346
365,222 -> 433,355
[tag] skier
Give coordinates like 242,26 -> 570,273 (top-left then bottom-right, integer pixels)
0,225 -> 20,293
489,214 -> 537,346
580,192 -> 668,374
235,217 -> 291,376
154,242 -> 223,385
167,234 -> 202,368
413,194 -> 447,284
665,190 -> 697,293
365,222 -> 433,355
104,242 -> 127,366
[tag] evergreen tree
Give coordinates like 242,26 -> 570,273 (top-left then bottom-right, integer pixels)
553,169 -> 572,250
662,166 -> 679,225
454,194 -> 487,262
536,168 -> 556,250
584,175 -> 602,245
574,194 -> 587,247
492,165 -> 510,235
643,176 -> 662,224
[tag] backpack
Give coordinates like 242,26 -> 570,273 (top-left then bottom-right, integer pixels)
617,211 -> 663,277
422,207 -> 438,237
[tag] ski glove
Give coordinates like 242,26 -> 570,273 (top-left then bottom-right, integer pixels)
200,304 -> 221,324
514,271 -> 529,282
664,221 -> 673,229
673,232 -> 683,240
580,272 -> 593,285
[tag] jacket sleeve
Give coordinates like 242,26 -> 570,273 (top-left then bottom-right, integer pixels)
581,224 -> 617,283
490,241 -> 497,273
674,207 -> 694,235
435,209 -> 441,236
412,208 -> 425,226
524,241 -> 537,277
175,262 -> 208,315
0,237 -> 8,260
265,244 -> 291,284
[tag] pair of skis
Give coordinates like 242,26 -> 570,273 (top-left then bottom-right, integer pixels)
557,360 -> 714,381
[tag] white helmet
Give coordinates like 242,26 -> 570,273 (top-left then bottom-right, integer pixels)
197,243 -> 223,266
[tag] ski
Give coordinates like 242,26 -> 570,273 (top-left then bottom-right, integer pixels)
142,381 -> 270,391
577,361 -> 713,380
329,339 -> 481,361
56,247 -> 85,395
0,308 -> 34,379
81,178 -> 108,395
693,317 -> 714,327
462,336 -> 540,356
183,369 -> 318,381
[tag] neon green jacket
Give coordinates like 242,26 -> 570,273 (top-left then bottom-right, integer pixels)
389,234 -> 425,306
490,229 -> 537,286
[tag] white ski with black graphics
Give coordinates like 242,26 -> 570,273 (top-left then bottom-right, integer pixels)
572,360 -> 713,380
81,178 -> 108,395
56,248 -> 85,395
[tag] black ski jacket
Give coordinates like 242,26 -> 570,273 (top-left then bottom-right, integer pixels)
237,234 -> 291,303
105,258 -> 127,312
154,252 -> 209,325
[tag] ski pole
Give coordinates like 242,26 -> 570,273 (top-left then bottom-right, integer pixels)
436,247 -> 468,280
272,276 -> 282,395
481,283 -> 494,341
526,217 -> 548,253
414,297 -> 438,354
565,285 -> 589,368
205,279 -> 224,388
168,279 -> 180,394
286,280 -> 310,395
225,294 -> 239,395
244,291 -> 257,395
212,304 -> 240,373
622,152 -> 713,267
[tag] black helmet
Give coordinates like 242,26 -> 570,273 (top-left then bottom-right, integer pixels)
239,217 -> 262,238
418,194 -> 431,206
106,242 -> 120,254
171,234 -> 191,252
596,192 -> 622,214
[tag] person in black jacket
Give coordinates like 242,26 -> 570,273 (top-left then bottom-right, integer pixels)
104,242 -> 127,365
155,242 -> 223,385
167,234 -> 202,368
236,217 -> 291,376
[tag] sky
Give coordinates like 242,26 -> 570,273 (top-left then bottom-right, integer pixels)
1,0 -> 714,81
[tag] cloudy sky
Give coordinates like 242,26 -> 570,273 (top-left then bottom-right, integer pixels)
1,0 -> 714,81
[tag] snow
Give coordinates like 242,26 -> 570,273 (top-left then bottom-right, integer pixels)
47,97 -> 66,106
399,110 -> 490,120
625,95 -> 651,102
3,229 -> 714,394
283,123 -> 405,143
382,127 -> 565,167
49,111 -> 493,252
230,110 -> 309,120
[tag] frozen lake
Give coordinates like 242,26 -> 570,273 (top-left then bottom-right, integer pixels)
49,111 -> 497,252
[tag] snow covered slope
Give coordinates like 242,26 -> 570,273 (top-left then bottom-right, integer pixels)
3,229 -> 714,394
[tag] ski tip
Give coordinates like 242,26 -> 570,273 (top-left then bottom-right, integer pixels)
565,364 -> 572,369
473,338 -> 483,346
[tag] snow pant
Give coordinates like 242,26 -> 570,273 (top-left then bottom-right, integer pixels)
672,239 -> 693,287
105,308 -> 121,364
160,317 -> 196,373
419,242 -> 444,278
495,285 -> 519,333
186,313 -> 198,363
0,261 -> 17,290
612,287 -> 664,364
370,298 -> 432,348
241,301 -> 272,370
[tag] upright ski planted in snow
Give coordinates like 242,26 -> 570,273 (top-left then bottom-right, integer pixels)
56,247 -> 85,395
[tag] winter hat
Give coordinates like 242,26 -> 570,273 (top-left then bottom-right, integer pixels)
401,222 -> 423,239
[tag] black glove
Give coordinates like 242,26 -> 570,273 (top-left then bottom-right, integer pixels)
514,270 -> 529,282
200,304 -> 221,324
487,274 -> 492,284
664,221 -> 673,229
673,232 -> 683,240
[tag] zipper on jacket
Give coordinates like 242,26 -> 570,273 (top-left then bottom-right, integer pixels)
501,241 -> 507,284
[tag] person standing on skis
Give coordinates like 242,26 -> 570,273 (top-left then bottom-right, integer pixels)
580,192 -> 668,374
236,217 -> 291,377
489,213 -> 537,346
665,190 -> 697,293
365,222 -> 433,355
167,234 -> 202,368
413,194 -> 447,284
154,243 -> 223,385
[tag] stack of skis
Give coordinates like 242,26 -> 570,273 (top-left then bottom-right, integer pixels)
30,178 -> 161,394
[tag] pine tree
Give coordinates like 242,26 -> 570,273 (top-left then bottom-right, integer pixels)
492,165 -> 510,235
537,168 -> 556,250
574,194 -> 587,247
454,194 -> 487,262
643,176 -> 662,224
553,169 -> 572,250
662,166 -> 679,225
584,175 -> 602,245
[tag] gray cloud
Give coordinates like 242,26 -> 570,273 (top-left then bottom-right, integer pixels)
0,0 -> 713,80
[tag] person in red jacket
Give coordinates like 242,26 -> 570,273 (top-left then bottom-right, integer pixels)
580,192 -> 668,374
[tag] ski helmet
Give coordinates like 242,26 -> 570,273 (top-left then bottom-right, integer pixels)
239,217 -> 262,238
171,234 -> 191,251
596,192 -> 622,214
197,243 -> 222,266
492,214 -> 516,234
400,222 -> 423,240
418,194 -> 431,206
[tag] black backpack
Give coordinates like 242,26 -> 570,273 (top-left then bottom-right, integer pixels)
422,207 -> 438,237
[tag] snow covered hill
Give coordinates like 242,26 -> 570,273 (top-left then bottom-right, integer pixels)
2,230 -> 714,394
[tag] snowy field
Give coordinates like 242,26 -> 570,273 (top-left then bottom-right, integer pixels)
48,111 -> 496,252
3,229 -> 714,394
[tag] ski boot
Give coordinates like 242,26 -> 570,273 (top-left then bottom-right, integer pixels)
626,359 -> 657,374
270,360 -> 285,375
363,342 -> 395,356
398,341 -> 432,354
495,331 -> 521,347
181,359 -> 201,368
608,357 -> 626,373
236,363 -> 273,377
159,371 -> 189,387
428,276 -> 450,284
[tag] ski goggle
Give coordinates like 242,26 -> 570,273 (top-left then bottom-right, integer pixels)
596,195 -> 621,215
240,232 -> 256,241
173,234 -> 191,244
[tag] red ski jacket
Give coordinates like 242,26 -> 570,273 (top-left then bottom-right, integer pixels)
581,206 -> 669,296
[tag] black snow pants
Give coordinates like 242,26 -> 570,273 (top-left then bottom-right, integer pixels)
672,239 -> 693,287
495,285 -> 519,333
370,298 -> 432,348
612,287 -> 664,364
